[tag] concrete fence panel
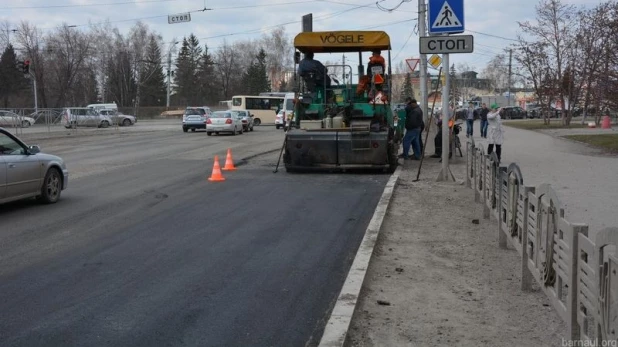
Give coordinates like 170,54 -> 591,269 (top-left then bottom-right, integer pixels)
474,146 -> 485,203
463,138 -> 616,345
578,228 -> 618,343
466,139 -> 475,189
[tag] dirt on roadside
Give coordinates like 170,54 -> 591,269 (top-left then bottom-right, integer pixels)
345,147 -> 566,347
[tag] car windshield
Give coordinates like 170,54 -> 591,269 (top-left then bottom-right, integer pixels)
212,112 -> 231,118
185,108 -> 204,116
231,111 -> 247,117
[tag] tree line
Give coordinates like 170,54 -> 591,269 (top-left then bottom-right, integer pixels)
0,20 -> 291,110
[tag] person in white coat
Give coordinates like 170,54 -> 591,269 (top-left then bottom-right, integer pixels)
487,104 -> 504,162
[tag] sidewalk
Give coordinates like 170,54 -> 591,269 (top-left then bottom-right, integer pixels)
491,124 -> 618,234
345,132 -> 566,347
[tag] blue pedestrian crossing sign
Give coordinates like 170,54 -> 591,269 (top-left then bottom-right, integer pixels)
428,0 -> 465,34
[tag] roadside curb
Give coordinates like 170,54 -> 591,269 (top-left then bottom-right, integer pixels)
318,165 -> 402,347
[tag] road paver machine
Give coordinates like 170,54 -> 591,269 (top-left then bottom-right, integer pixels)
283,30 -> 404,173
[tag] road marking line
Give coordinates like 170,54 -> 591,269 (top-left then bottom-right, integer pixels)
318,165 -> 402,347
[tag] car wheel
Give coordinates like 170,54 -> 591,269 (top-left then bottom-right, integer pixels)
232,126 -> 237,136
215,132 -> 219,135
101,121 -> 110,128
240,127 -> 243,134
207,132 -> 212,136
39,167 -> 62,204
183,128 -> 188,133
254,118 -> 261,126
22,120 -> 31,128
191,128 -> 196,132
250,126 -> 254,132
123,119 -> 131,126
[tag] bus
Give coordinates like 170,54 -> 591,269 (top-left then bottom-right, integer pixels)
259,92 -> 288,98
231,95 -> 284,126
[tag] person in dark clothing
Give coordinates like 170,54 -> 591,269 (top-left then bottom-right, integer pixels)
419,118 -> 425,155
298,52 -> 331,89
400,97 -> 423,160
479,103 -> 489,138
430,120 -> 453,158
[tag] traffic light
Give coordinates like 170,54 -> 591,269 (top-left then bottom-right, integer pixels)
15,61 -> 24,72
23,60 -> 30,74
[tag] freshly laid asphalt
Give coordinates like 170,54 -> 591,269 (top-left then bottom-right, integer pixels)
0,124 -> 389,347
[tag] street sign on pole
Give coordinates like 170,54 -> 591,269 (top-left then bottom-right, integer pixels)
168,13 -> 191,24
405,58 -> 420,72
302,13 -> 313,32
420,35 -> 473,54
428,0 -> 464,34
428,54 -> 442,69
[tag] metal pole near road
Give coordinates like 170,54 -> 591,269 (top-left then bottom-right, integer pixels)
507,48 -> 513,106
166,49 -> 172,109
30,72 -> 38,114
418,0 -> 429,124
437,51 -> 455,182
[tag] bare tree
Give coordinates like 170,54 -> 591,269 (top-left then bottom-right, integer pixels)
260,27 -> 293,90
514,42 -> 556,124
518,0 -> 577,124
44,25 -> 94,107
481,54 -> 508,93
214,40 -> 239,99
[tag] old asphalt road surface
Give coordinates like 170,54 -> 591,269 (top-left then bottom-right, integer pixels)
0,124 -> 389,347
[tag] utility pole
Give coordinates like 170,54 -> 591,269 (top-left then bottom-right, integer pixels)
418,0 -> 429,123
166,48 -> 172,109
507,48 -> 512,106
437,51 -> 454,182
30,72 -> 37,114
342,54 -> 346,84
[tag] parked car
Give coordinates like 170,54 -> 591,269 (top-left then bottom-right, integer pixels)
182,106 -> 212,132
206,111 -> 244,136
99,109 -> 136,126
230,109 -> 254,132
501,106 -> 528,119
0,110 -> 36,128
275,110 -> 286,129
61,107 -> 113,128
0,127 -> 69,204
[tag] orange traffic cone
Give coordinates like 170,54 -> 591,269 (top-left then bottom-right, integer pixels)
208,155 -> 226,181
222,148 -> 237,171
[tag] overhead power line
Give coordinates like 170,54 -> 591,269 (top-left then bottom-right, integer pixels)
37,0 -> 383,31
199,1 -> 379,40
0,0 -> 178,10
466,30 -> 518,42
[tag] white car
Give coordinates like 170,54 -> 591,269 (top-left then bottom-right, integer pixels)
275,110 -> 285,129
206,111 -> 244,136
230,109 -> 254,132
0,110 -> 36,128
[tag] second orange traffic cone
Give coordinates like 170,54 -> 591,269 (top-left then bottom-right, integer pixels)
208,155 -> 226,181
222,148 -> 237,171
